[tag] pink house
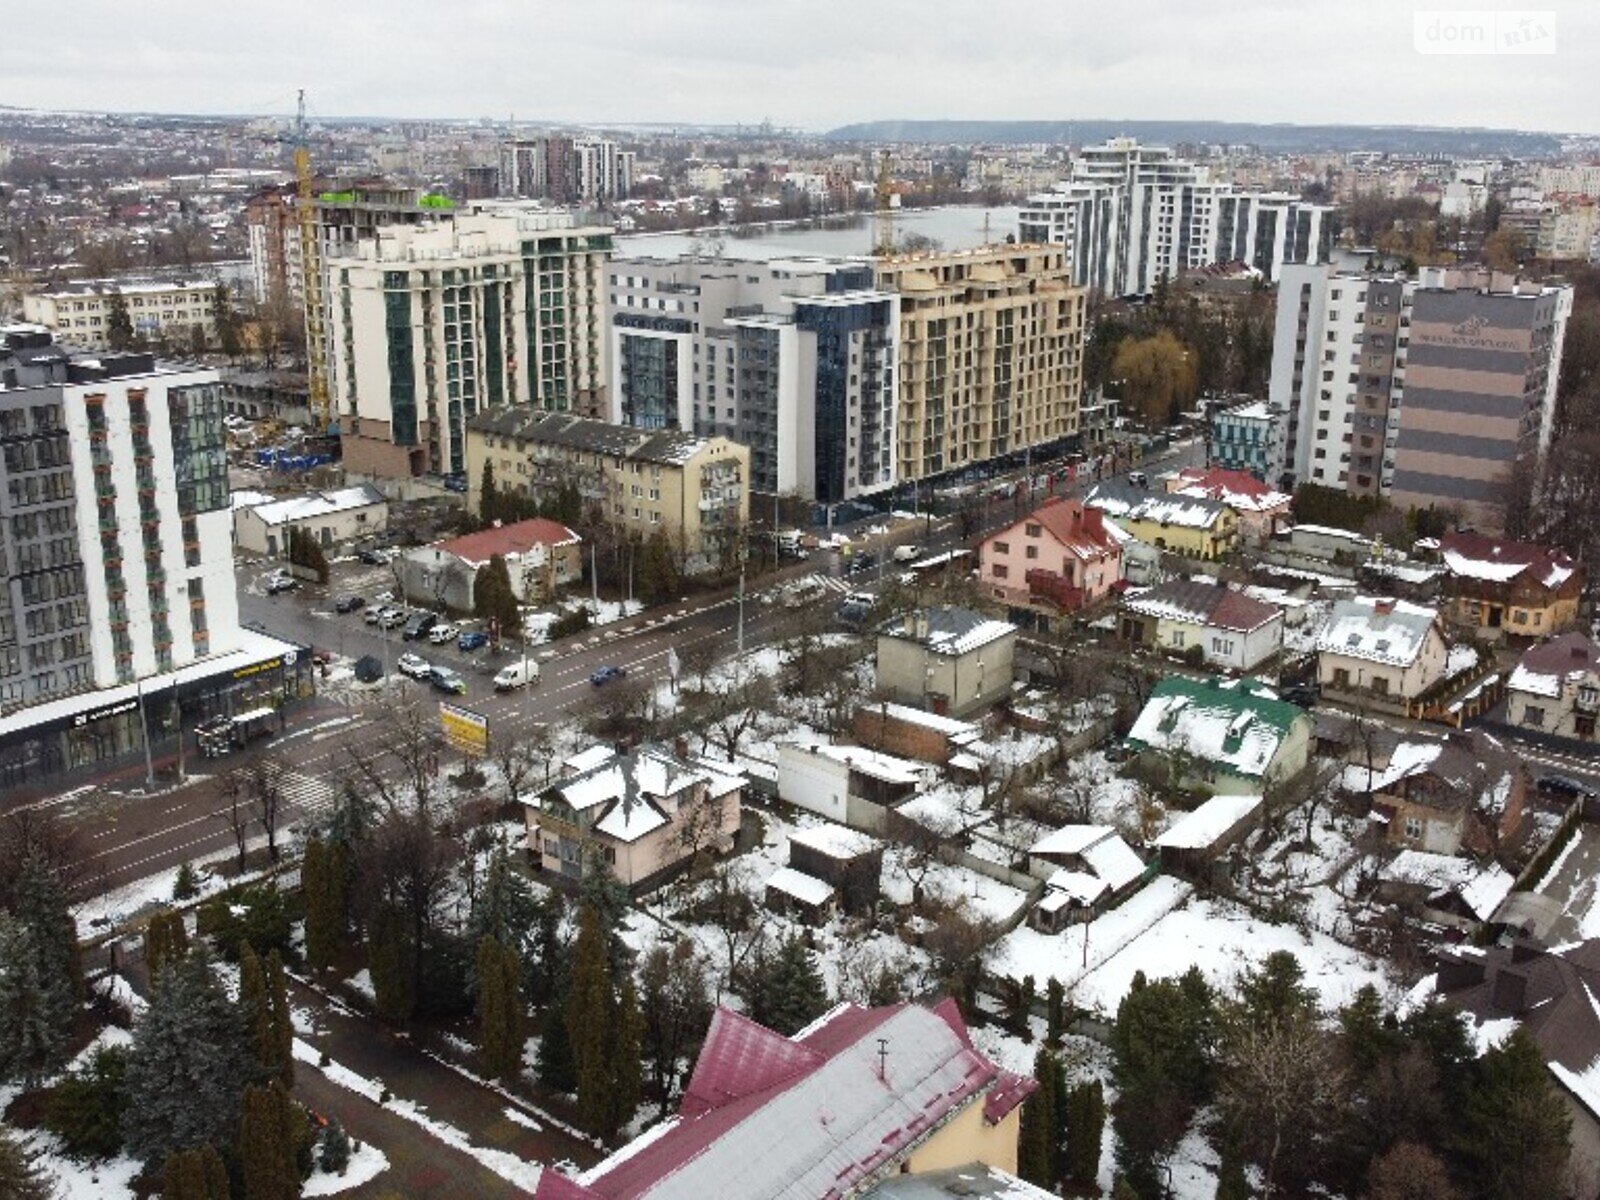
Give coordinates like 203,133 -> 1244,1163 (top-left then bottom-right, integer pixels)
1170,467 -> 1293,542
978,497 -> 1123,626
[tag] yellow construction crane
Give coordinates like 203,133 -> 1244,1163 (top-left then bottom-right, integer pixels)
873,149 -> 896,257
293,90 -> 331,436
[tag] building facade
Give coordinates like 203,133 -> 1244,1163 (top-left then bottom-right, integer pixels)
1208,400 -> 1277,476
0,333 -> 303,789
466,409 -> 748,571
1268,264 -> 1572,529
873,245 -> 1086,485
1018,138 -> 1330,297
499,135 -> 633,204
23,278 -> 223,352
1084,482 -> 1239,560
1506,633 -> 1600,744
326,210 -> 614,479
978,496 -> 1122,627
1316,597 -> 1449,709
875,607 -> 1017,718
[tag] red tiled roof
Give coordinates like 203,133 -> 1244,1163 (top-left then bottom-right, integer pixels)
997,496 -> 1120,559
1209,588 -> 1281,633
1176,468 -> 1292,510
433,517 -> 581,565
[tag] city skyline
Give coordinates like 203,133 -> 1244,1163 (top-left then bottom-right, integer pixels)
3,0 -> 1597,135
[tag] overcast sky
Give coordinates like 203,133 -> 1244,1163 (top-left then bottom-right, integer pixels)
4,0 -> 1596,134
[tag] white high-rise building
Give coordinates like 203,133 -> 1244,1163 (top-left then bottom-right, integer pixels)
1020,138 -> 1330,296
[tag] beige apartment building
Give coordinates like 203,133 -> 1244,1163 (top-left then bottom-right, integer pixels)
872,244 -> 1085,483
23,279 -> 222,351
466,408 -> 748,572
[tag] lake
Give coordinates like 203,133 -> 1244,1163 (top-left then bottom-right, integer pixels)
614,205 -> 1022,261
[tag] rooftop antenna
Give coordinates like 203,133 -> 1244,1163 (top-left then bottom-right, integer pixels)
875,1037 -> 889,1082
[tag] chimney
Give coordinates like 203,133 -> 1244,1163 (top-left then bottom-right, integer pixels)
1510,937 -> 1543,964
1491,968 -> 1528,1015
1083,504 -> 1103,539
1436,955 -> 1486,991
1374,598 -> 1396,616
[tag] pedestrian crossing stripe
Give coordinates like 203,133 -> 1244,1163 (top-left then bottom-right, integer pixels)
809,574 -> 851,594
278,770 -> 336,816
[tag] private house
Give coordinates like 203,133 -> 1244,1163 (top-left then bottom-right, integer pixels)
1433,940 -> 1600,1195
1084,481 -> 1239,561
1118,578 -> 1284,672
786,824 -> 884,915
1027,825 -> 1146,930
1375,850 -> 1515,931
1433,534 -> 1580,649
1506,632 -> 1600,745
1340,728 -> 1526,858
1150,793 -> 1264,876
876,608 -> 1018,719
1438,531 -> 1583,643
1315,597 -> 1449,711
977,497 -> 1123,628
232,485 -> 388,556
398,517 -> 583,612
776,741 -> 927,834
1125,676 -> 1312,796
852,702 -> 984,766
1170,466 -> 1293,542
525,744 -> 743,892
534,1000 -> 1039,1199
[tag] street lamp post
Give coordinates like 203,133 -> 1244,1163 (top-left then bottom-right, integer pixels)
135,677 -> 155,790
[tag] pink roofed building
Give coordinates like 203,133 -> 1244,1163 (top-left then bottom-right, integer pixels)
1170,466 -> 1294,542
533,999 -> 1038,1200
978,496 -> 1123,630
399,516 -> 584,610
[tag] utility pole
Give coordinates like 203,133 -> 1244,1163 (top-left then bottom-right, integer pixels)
590,542 -> 599,609
136,677 -> 155,790
736,558 -> 746,655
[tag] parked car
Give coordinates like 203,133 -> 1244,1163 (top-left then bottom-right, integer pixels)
891,544 -> 922,563
589,665 -> 627,687
402,612 -> 438,641
849,553 -> 878,575
357,547 -> 385,566
493,660 -> 539,691
334,594 -> 365,614
1280,683 -> 1319,709
377,608 -> 407,630
397,653 -> 432,680
364,605 -> 385,625
1538,773 -> 1595,800
430,667 -> 468,695
457,631 -> 490,652
428,623 -> 460,645
266,573 -> 298,595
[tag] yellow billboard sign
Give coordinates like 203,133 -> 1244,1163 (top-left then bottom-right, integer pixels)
439,701 -> 489,758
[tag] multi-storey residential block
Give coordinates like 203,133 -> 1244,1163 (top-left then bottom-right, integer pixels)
499,135 -> 632,204
1269,264 -> 1572,529
327,210 -> 614,479
244,185 -> 304,305
873,244 -> 1086,484
23,278 -> 223,352
1208,400 -> 1278,476
608,256 -> 897,502
0,330 -> 302,789
465,409 -> 748,572
1019,138 -> 1330,296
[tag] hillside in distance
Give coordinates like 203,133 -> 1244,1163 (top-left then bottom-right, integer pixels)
823,118 -> 1564,156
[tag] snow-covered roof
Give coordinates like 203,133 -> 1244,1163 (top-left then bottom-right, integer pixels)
1080,834 -> 1146,892
765,867 -> 835,907
1153,794 -> 1262,850
1439,530 -> 1578,591
244,484 -> 386,526
1122,578 -> 1280,633
1341,740 -> 1443,793
1086,482 -> 1231,530
1173,467 -> 1292,515
1316,596 -> 1439,666
544,745 -> 732,845
1507,633 -> 1600,700
885,607 -> 1017,656
1379,850 -> 1514,921
860,701 -> 982,739
564,745 -> 617,775
1125,677 -> 1305,780
792,742 -> 925,786
1033,826 -> 1144,896
1042,869 -> 1108,905
230,489 -> 274,511
1031,824 -> 1115,856
788,824 -> 882,859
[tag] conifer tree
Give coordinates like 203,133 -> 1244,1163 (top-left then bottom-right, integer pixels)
1458,1027 -> 1572,1200
240,944 -> 272,1075
367,905 -> 416,1022
0,1117 -> 52,1199
476,935 -> 524,1083
1046,977 -> 1066,1046
107,290 -> 135,351
536,1003 -> 577,1094
199,1143 -> 230,1200
1065,1079 -> 1106,1187
318,1118 -> 351,1175
607,978 -> 643,1141
1017,1045 -> 1060,1187
15,849 -> 82,998
302,838 -> 342,973
763,934 -> 829,1036
568,905 -> 613,1136
266,951 -> 294,1089
0,912 -> 74,1088
146,911 -> 190,981
124,949 -> 253,1166
239,1081 -> 300,1200
479,458 -> 499,525
162,1147 -> 212,1200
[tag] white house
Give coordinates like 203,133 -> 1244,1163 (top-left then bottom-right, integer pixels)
775,741 -> 927,834
397,517 -> 583,612
1119,578 -> 1284,671
1316,596 -> 1449,708
232,485 -> 388,556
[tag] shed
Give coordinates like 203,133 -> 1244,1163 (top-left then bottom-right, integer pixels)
764,867 -> 836,925
787,825 -> 884,915
1151,793 -> 1263,876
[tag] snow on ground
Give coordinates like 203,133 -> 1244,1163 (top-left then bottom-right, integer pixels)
23,1128 -> 141,1200
303,1141 -> 390,1196
72,849 -> 262,934
503,1106 -> 544,1132
994,875 -> 1393,1017
880,845 -> 1031,925
345,969 -> 375,1003
524,598 -> 644,644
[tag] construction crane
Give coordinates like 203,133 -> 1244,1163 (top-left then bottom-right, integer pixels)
292,90 -> 331,437
873,149 -> 897,257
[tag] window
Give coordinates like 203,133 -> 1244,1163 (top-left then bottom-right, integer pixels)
1025,523 -> 1042,538
992,564 -> 1009,580
1025,545 -> 1039,560
993,541 -> 1009,554
1171,630 -> 1185,648
1403,816 -> 1423,841
1333,668 -> 1350,688
1524,705 -> 1545,728
1372,676 -> 1389,695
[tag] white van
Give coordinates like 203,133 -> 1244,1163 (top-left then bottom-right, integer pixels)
493,660 -> 540,691
892,543 -> 923,563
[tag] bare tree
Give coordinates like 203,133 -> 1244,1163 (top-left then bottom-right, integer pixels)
219,769 -> 253,874
0,808 -> 96,904
495,739 -> 538,811
1367,1141 -> 1462,1200
700,859 -> 769,1003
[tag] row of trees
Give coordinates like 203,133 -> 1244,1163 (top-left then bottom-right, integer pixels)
1105,952 -> 1570,1200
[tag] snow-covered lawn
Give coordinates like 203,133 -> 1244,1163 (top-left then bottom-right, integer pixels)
994,875 -> 1393,1017
303,1141 -> 390,1196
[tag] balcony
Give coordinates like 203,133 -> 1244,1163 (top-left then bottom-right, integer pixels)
1026,568 -> 1085,613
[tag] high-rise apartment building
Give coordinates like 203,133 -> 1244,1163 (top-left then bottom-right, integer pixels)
499,136 -> 633,204
0,329 -> 302,788
872,245 -> 1086,484
1269,265 -> 1572,529
607,257 -> 896,502
1019,138 -> 1330,296
327,210 -> 614,479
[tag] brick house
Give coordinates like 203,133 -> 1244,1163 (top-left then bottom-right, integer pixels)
1439,531 -> 1584,643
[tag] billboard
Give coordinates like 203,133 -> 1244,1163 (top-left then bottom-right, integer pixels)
439,701 -> 489,757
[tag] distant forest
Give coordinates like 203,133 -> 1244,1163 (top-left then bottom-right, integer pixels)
823,119 -> 1564,156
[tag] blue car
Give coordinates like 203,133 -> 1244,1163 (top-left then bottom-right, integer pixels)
457,631 -> 489,652
589,665 -> 627,687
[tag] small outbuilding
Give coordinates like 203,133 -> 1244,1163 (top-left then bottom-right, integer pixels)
1151,793 -> 1263,877
765,867 -> 836,925
787,824 -> 884,915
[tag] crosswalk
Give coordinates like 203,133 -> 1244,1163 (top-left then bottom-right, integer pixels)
805,573 -> 852,595
278,769 -> 337,819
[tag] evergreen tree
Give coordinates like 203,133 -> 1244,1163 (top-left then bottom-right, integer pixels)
239,1081 -> 300,1200
14,848 -> 83,997
536,1002 -> 577,1094
568,905 -> 614,1137
107,290 -> 135,351
607,978 -> 643,1141
0,1119 -> 52,1200
266,951 -> 294,1090
1017,1046 -> 1060,1186
198,1143 -> 230,1200
302,838 -> 343,973
0,912 -> 74,1088
636,529 -> 681,606
1458,1027 -> 1571,1200
762,934 -> 829,1036
1339,983 -> 1398,1080
469,848 -> 539,994
213,283 -> 242,359
240,944 -> 272,1076
1046,977 -> 1066,1046
318,1118 -> 351,1175
44,1043 -> 129,1160
161,1146 -> 228,1200
529,891 -> 568,1008
474,555 -> 521,641
146,911 -> 190,981
1065,1079 -> 1105,1187
124,949 -> 253,1165
173,861 -> 200,901
1234,950 -> 1315,1027
479,458 -> 500,525
638,941 -> 713,1106
367,905 -> 416,1022
476,935 -> 524,1083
